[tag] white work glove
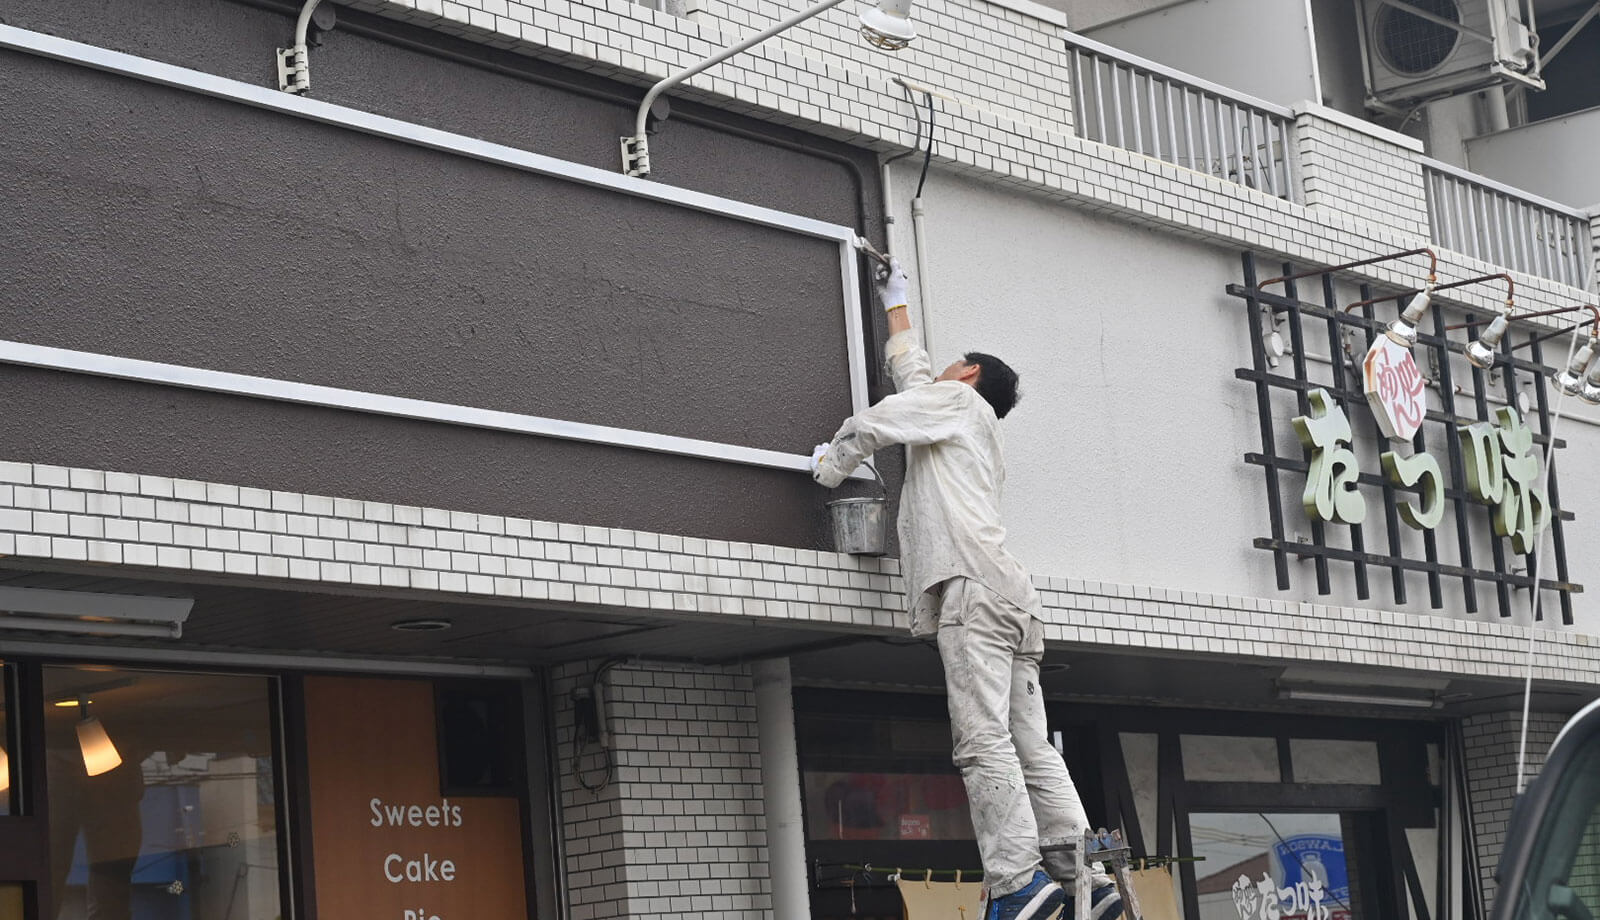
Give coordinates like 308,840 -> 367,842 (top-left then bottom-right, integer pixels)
809,442 -> 830,475
876,257 -> 910,312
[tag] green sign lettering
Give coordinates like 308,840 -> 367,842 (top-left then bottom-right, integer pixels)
1458,421 -> 1506,504
1490,408 -> 1549,554
1292,389 -> 1366,525
1380,450 -> 1444,530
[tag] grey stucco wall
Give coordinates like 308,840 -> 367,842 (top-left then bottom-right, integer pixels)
0,0 -> 891,546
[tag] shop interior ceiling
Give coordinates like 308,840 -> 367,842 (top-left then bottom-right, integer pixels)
0,562 -> 1590,715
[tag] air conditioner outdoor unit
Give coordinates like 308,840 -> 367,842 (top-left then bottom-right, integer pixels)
1356,0 -> 1543,112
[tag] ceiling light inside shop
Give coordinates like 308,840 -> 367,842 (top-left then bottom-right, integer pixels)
76,709 -> 123,776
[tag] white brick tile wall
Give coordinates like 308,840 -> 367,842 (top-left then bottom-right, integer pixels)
1,461 -> 1598,688
553,660 -> 770,920
1464,710 -> 1568,910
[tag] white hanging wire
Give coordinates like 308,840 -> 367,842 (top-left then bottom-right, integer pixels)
1514,318 -> 1588,794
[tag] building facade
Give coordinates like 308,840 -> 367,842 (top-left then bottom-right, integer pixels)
1,0 -> 1597,919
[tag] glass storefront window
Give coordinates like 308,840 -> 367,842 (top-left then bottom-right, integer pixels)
1,662 -> 14,817
42,666 -> 281,920
1182,735 -> 1281,782
1288,739 -> 1381,785
804,771 -> 973,841
1191,812 -> 1357,920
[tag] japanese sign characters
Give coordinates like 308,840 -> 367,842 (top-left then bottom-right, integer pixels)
1363,334 -> 1427,442
1230,871 -> 1334,920
1292,390 -> 1365,525
1292,389 -> 1547,552
1460,407 -> 1551,554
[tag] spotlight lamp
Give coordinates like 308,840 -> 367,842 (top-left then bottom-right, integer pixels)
620,0 -> 918,177
1385,283 -> 1435,347
1466,309 -> 1512,370
1557,335 -> 1597,398
1582,362 -> 1600,406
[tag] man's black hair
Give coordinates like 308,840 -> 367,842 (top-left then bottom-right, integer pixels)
963,351 -> 1020,419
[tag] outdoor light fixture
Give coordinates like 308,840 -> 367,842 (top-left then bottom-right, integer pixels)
1581,363 -> 1600,406
0,586 -> 193,639
1384,284 -> 1435,347
1557,336 -> 1597,397
76,699 -> 122,777
621,0 -> 918,177
1466,311 -> 1511,369
858,0 -> 916,49
1277,686 -> 1441,709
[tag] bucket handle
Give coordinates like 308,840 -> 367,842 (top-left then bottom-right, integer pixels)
860,461 -> 887,495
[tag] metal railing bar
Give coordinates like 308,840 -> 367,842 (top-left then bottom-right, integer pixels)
1162,77 -> 1176,164
1128,65 -> 1144,155
1229,101 -> 1244,189
1110,62 -> 1125,148
1091,55 -> 1107,142
1421,155 -> 1589,219
1181,85 -> 1195,171
1147,72 -> 1162,161
1062,32 -> 1294,117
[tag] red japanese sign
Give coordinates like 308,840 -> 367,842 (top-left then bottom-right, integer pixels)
1362,336 -> 1426,441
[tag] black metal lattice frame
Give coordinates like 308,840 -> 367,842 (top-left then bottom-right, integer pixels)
1231,251 -> 1582,623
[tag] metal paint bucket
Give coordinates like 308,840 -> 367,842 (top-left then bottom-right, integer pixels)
827,463 -> 888,556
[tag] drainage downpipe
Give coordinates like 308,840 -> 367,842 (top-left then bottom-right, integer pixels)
753,658 -> 810,920
911,195 -> 936,359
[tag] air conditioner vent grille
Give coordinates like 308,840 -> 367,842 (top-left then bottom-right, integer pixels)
1377,0 -> 1461,74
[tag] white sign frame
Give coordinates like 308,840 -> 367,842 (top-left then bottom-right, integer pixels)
0,25 -> 871,479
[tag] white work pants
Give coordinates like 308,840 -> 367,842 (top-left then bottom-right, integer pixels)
936,577 -> 1109,898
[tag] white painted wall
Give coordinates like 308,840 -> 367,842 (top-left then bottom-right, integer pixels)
887,161 -> 1600,634
1052,0 -> 1184,29
1466,108 -> 1600,209
1082,0 -> 1320,108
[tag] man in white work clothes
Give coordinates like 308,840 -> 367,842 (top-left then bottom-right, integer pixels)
811,259 -> 1123,920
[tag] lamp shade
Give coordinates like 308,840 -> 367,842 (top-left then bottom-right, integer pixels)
77,717 -> 123,776
0,745 -> 9,794
1385,288 -> 1432,346
860,0 -> 915,49
1465,313 -> 1509,369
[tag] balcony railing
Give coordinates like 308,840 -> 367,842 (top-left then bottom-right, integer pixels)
1423,158 -> 1592,290
1065,33 -> 1295,201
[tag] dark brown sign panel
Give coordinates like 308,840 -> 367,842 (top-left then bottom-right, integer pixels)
304,676 -> 529,920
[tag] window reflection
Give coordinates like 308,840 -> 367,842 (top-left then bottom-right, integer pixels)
43,667 -> 280,920
1192,812 -> 1355,920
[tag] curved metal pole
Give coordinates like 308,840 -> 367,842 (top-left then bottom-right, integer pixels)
1256,247 -> 1436,292
1344,271 -> 1512,313
622,0 -> 851,176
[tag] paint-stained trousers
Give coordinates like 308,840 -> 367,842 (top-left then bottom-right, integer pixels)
936,577 -> 1112,898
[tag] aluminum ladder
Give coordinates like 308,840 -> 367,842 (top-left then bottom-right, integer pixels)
1039,830 -> 1144,920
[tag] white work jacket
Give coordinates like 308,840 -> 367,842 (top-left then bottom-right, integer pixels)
814,329 -> 1041,636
